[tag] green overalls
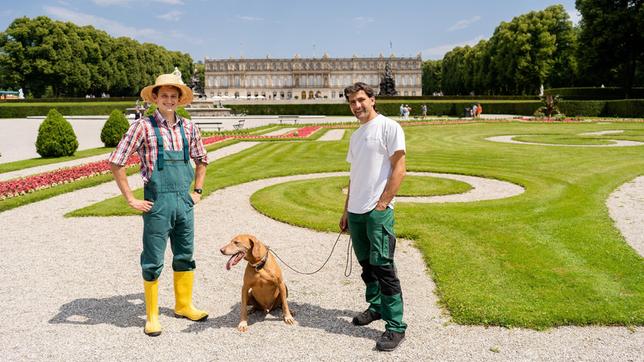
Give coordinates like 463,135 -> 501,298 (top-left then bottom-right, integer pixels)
141,115 -> 196,281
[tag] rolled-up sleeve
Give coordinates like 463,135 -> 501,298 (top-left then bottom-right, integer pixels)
190,124 -> 208,164
108,121 -> 144,166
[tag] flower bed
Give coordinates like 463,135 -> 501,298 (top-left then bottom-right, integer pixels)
0,126 -> 321,200
0,154 -> 139,200
231,126 -> 322,139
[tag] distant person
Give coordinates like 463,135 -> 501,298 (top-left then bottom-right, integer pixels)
471,104 -> 478,118
421,104 -> 427,118
134,100 -> 143,120
109,70 -> 209,337
402,104 -> 410,120
399,104 -> 404,118
339,82 -> 407,352
476,103 -> 483,118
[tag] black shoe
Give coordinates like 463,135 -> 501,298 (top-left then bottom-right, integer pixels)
352,309 -> 381,326
376,330 -> 405,351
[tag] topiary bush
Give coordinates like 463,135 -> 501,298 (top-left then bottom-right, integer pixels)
35,109 -> 79,157
101,109 -> 130,147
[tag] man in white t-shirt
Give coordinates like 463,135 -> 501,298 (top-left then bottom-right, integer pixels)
339,82 -> 407,352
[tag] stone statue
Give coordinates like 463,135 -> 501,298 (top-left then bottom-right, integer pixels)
379,62 -> 397,96
172,67 -> 182,81
189,66 -> 204,97
18,88 -> 24,99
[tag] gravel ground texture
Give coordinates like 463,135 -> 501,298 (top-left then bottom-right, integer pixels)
0,142 -> 642,361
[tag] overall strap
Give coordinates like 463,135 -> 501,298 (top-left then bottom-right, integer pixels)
148,115 -> 164,170
178,120 -> 189,163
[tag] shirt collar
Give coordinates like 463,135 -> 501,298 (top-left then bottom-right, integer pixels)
154,109 -> 183,127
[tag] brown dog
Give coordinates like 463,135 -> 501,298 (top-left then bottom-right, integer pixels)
220,234 -> 296,332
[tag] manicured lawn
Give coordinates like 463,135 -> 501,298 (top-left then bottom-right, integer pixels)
0,147 -> 114,174
65,122 -> 644,328
513,129 -> 644,145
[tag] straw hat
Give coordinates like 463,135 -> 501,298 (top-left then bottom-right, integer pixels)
140,68 -> 193,106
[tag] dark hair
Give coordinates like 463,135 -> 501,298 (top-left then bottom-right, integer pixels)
343,82 -> 375,100
343,82 -> 377,112
152,85 -> 183,99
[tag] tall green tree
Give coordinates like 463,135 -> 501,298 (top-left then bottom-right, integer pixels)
421,59 -> 442,95
486,5 -> 577,95
0,16 -> 193,97
576,0 -> 644,96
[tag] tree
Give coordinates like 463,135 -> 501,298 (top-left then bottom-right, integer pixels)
421,60 -> 442,95
0,16 -> 193,97
576,0 -> 644,96
486,5 -> 577,95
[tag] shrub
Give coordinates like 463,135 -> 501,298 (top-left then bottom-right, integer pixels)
558,101 -> 605,117
544,87 -> 644,100
602,99 -> 644,118
0,102 -> 132,118
534,95 -> 562,117
101,110 -> 130,147
35,109 -> 79,157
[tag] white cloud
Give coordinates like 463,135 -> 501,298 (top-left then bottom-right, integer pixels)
157,10 -> 183,21
448,15 -> 481,31
153,0 -> 185,4
353,16 -> 374,29
421,35 -> 486,59
92,0 -> 131,5
44,6 -> 159,38
92,0 -> 184,5
236,15 -> 264,22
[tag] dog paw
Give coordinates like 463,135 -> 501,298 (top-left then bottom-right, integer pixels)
237,321 -> 248,332
284,315 -> 296,325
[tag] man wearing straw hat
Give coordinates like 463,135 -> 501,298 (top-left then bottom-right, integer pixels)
109,68 -> 209,336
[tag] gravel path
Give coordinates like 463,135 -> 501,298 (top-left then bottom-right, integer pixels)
607,176 -> 644,257
0,139 -> 641,360
0,118 -> 109,163
318,129 -> 346,141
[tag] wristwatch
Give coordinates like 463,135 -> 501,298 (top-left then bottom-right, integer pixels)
193,188 -> 203,194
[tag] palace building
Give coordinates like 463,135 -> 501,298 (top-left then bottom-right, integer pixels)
204,54 -> 422,100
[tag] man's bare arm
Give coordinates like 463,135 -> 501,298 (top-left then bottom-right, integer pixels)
375,150 -> 406,210
190,160 -> 207,204
339,180 -> 350,231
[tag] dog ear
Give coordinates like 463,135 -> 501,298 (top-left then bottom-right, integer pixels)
249,235 -> 262,260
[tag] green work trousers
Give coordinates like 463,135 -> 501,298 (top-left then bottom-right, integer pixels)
348,207 -> 407,333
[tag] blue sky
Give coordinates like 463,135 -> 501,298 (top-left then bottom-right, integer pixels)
0,0 -> 580,61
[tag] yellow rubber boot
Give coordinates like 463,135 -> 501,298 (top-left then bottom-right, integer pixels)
173,271 -> 208,321
143,279 -> 162,336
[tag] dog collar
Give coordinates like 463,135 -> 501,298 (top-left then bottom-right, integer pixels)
251,247 -> 270,271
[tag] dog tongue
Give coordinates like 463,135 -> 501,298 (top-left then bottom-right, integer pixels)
226,252 -> 243,270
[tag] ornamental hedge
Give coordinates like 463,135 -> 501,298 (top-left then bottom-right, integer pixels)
0,102 -> 132,118
544,87 -> 644,100
226,100 -> 644,118
1,99 -> 643,119
101,110 -> 130,147
35,109 -> 79,157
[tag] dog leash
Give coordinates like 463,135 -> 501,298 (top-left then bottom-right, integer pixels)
268,231 -> 353,277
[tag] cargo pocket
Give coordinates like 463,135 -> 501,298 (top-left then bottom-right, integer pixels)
369,208 -> 395,265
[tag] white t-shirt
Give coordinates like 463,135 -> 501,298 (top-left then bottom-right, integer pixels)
346,114 -> 406,214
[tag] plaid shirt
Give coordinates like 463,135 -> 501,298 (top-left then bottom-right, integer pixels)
108,110 -> 208,183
